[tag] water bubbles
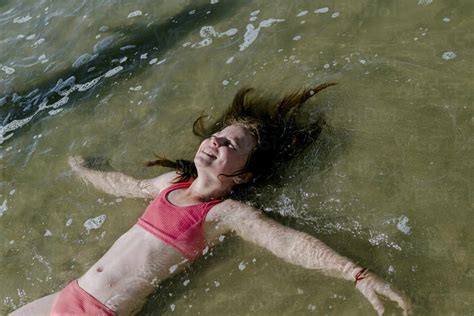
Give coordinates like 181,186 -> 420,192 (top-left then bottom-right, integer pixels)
44,229 -> 52,237
443,17 -> 450,23
441,51 -> 456,60
226,56 -> 234,64
127,10 -> 142,18
314,7 -> 329,14
396,215 -> 411,234
183,279 -> 190,286
293,35 -> 302,41
238,261 -> 247,271
331,12 -> 340,18
83,214 -> 107,231
66,218 -> 73,227
13,15 -> 32,23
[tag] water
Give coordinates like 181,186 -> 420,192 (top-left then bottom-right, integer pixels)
1,0 -> 473,314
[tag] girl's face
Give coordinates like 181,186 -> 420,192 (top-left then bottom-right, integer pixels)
194,125 -> 257,182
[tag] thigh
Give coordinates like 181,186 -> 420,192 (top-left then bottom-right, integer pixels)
9,292 -> 59,316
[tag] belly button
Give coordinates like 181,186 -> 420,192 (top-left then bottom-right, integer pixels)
97,267 -> 103,272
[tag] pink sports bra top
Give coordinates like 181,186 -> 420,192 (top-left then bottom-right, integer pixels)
137,181 -> 223,260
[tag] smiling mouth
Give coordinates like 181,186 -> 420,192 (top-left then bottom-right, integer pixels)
202,150 -> 217,159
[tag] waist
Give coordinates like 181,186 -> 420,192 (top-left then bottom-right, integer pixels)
78,225 -> 188,313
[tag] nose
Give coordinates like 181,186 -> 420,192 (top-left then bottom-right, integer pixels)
210,135 -> 224,147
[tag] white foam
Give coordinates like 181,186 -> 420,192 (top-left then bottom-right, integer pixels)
104,66 -> 123,77
396,215 -> 411,234
0,200 -> 8,216
169,264 -> 178,273
1,65 -> 15,74
77,77 -> 101,91
127,10 -> 143,18
293,35 -> 301,41
183,279 -> 190,286
83,214 -> 107,231
226,56 -> 234,64
140,53 -> 148,59
443,17 -> 450,22
331,12 -> 340,18
72,53 -> 94,68
120,45 -> 136,51
314,7 -> 329,14
417,0 -> 433,5
194,37 -> 212,48
44,230 -> 52,236
297,11 -> 308,17
13,15 -> 32,23
170,304 -> 176,311
239,18 -> 285,51
222,80 -> 229,85
149,58 -> 158,64
441,51 -> 456,60
129,85 -> 142,91
238,261 -> 247,271
66,218 -> 73,227
250,10 -> 260,16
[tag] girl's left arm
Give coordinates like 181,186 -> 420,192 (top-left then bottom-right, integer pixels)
215,200 -> 411,316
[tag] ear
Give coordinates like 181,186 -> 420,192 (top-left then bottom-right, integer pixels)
233,172 -> 253,184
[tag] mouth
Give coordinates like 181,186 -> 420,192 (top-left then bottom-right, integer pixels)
202,149 -> 217,160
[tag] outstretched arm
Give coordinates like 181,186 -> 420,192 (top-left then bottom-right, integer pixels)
68,156 -> 178,199
214,200 -> 411,315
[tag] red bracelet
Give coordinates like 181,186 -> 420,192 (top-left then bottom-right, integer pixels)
354,268 -> 368,285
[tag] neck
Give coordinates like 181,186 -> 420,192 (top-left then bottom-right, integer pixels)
184,174 -> 231,202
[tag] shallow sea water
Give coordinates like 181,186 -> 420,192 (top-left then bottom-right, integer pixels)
1,0 -> 473,315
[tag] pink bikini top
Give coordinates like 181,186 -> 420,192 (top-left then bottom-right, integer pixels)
137,181 -> 223,260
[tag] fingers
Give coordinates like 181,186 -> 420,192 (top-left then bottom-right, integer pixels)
376,284 -> 412,315
358,287 -> 385,316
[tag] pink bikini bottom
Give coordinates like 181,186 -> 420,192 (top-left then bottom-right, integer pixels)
50,280 -> 115,316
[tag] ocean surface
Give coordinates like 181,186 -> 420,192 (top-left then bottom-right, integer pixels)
1,0 -> 473,315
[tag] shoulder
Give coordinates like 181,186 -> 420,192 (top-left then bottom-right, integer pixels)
141,171 -> 188,197
207,198 -> 262,222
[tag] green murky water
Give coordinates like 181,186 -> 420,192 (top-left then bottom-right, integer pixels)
1,0 -> 473,315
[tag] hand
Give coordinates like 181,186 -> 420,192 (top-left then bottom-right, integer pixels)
355,270 -> 412,315
68,156 -> 86,171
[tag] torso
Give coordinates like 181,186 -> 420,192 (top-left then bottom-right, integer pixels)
78,184 -> 231,315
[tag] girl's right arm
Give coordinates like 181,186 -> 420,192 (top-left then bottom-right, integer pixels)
68,156 -> 178,199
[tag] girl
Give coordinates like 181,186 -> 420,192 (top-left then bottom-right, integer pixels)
11,83 -> 411,316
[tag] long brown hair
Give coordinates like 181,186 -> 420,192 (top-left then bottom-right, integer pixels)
146,83 -> 336,183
